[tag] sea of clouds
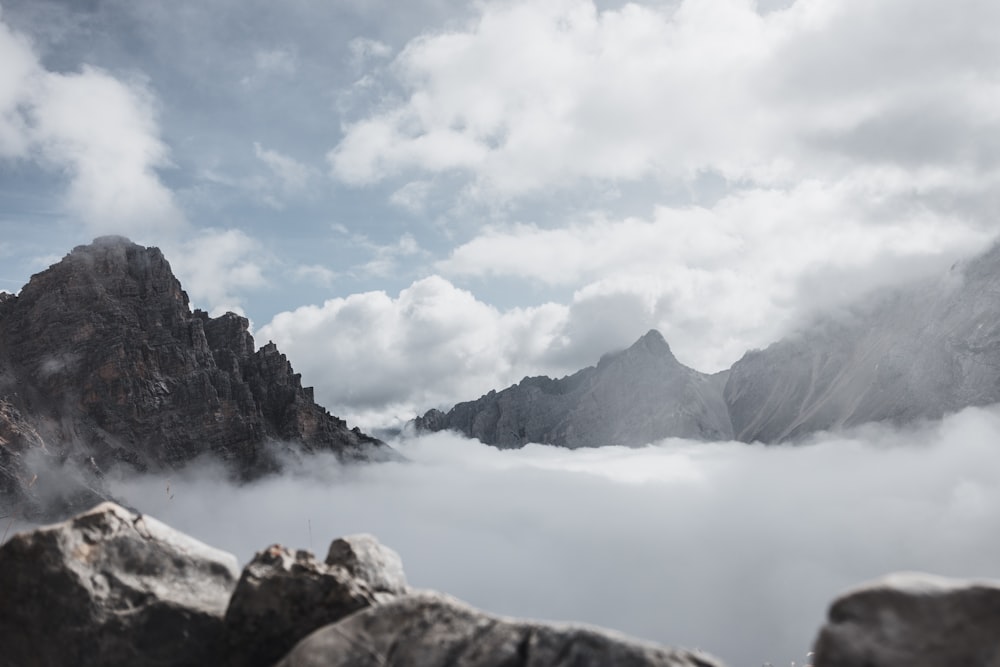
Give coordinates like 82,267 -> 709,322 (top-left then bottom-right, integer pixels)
30,405 -> 1000,665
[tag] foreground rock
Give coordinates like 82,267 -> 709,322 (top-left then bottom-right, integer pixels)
224,536 -> 408,667
0,236 -> 390,519
812,572 -> 1000,667
0,501 -> 239,667
277,591 -> 722,667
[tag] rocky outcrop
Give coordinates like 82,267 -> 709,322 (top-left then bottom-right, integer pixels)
223,536 -> 408,667
415,330 -> 732,449
812,572 -> 1000,667
0,236 -> 389,518
0,502 -> 725,667
0,501 -> 239,667
276,592 -> 722,667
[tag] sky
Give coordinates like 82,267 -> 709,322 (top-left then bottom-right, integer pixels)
98,404 -> 1000,666
2,0 -> 1000,431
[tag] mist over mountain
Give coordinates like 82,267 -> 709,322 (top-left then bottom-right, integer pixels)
415,330 -> 732,448
0,237 -> 388,519
726,242 -> 1000,441
418,240 -> 1000,448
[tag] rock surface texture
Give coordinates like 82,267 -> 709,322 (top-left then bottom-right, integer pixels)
0,236 -> 387,518
0,502 -> 726,667
416,330 -> 733,448
276,592 -> 722,667
0,501 -> 239,667
812,572 -> 1000,667
224,536 -> 408,667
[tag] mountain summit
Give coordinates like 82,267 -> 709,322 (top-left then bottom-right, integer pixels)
0,237 -> 387,518
415,329 -> 733,448
418,239 -> 1000,449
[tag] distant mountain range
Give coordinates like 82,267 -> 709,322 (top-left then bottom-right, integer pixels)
418,241 -> 1000,448
0,236 -> 390,519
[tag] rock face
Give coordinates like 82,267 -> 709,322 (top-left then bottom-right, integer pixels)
0,236 -> 388,518
276,592 -> 723,667
725,243 -> 1000,442
223,536 -> 408,667
812,572 -> 1000,667
0,501 -> 239,667
416,330 -> 733,448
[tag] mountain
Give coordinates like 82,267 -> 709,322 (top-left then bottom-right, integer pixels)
725,243 -> 1000,442
418,241 -> 1000,447
415,330 -> 733,448
0,236 -> 389,518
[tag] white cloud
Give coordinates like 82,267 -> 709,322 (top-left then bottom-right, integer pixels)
360,232 -> 424,278
328,0 -> 1000,204
0,12 -> 184,235
166,228 -> 270,316
389,180 -> 432,213
348,37 -> 392,67
293,264 -> 338,288
439,181 -> 993,371
253,142 -> 312,193
257,275 -> 570,427
108,404 -> 1000,667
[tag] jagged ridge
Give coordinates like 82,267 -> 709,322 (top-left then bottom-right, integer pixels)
416,329 -> 733,448
418,240 -> 1000,448
0,236 -> 388,518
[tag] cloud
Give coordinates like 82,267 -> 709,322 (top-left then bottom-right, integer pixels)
103,404 -> 1000,667
253,142 -> 312,193
328,0 -> 1000,203
257,275 -> 570,427
292,264 -> 338,289
389,180 -> 432,213
0,11 -> 184,235
439,182 -> 993,371
254,48 -> 298,77
348,37 -> 392,67
165,229 -> 270,317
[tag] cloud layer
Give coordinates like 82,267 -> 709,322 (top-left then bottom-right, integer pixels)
105,404 -> 1000,666
0,11 -> 183,234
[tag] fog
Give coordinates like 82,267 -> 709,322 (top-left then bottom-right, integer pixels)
45,406 -> 1000,665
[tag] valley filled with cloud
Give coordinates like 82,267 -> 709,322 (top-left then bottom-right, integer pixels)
109,406 -> 1000,665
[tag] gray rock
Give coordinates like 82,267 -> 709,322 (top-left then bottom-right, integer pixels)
326,533 -> 408,595
276,591 -> 724,667
0,236 -> 391,520
415,330 -> 733,449
0,501 -> 239,667
726,241 -> 1000,443
812,572 -> 1000,667
223,535 -> 408,667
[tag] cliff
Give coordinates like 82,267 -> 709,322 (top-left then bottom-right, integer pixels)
0,236 -> 388,518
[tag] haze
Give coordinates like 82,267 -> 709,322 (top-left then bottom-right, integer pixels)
105,406 -> 1000,666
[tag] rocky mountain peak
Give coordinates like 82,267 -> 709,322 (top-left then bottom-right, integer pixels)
0,237 -> 389,519
415,328 -> 732,448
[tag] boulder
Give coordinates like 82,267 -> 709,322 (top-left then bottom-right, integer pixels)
0,501 -> 239,667
275,591 -> 724,667
223,535 -> 407,667
812,572 -> 1000,667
